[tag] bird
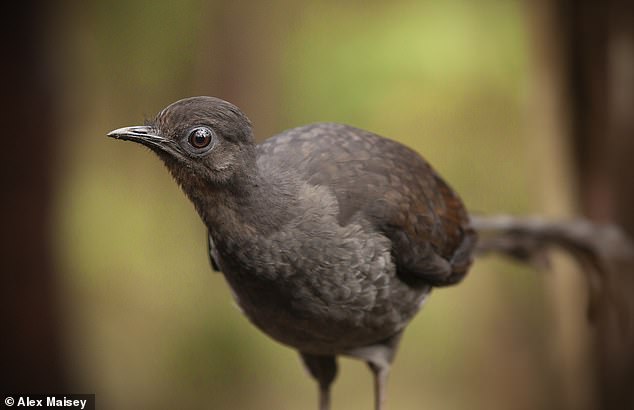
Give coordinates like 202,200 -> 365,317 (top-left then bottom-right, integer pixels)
108,96 -> 477,410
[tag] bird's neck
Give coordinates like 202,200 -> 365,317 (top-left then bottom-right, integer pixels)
186,163 -> 300,243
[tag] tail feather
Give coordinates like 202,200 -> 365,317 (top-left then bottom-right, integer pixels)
471,214 -> 634,328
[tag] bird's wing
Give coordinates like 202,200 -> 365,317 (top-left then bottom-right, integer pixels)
257,123 -> 476,287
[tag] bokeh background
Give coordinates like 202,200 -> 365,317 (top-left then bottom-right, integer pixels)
4,1 -> 634,409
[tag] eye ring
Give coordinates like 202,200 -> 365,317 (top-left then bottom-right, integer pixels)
188,127 -> 214,149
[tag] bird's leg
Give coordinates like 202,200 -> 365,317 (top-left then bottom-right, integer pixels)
318,384 -> 331,410
344,331 -> 402,410
300,353 -> 338,410
368,361 -> 390,410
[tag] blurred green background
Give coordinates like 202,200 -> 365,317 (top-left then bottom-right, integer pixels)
11,0 -> 614,409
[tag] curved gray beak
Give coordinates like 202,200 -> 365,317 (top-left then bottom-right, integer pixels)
107,125 -> 165,144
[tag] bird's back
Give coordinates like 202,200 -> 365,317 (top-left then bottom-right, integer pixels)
257,122 -> 476,287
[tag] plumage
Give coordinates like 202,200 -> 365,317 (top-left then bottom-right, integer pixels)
108,96 -> 476,410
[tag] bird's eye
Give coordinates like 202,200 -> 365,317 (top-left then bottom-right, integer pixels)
188,127 -> 213,149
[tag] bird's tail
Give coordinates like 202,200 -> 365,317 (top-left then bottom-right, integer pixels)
470,214 -> 634,327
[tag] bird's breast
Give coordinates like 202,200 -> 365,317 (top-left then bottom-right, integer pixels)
210,219 -> 430,354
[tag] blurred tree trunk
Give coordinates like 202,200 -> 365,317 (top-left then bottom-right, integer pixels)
563,1 -> 634,409
0,1 -> 68,391
195,0 -> 298,139
527,1 -> 634,409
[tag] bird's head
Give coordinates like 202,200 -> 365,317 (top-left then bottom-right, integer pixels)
108,96 -> 256,188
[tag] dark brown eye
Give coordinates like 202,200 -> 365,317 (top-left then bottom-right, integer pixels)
188,127 -> 213,148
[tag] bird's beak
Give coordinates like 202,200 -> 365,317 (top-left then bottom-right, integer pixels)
107,125 -> 169,150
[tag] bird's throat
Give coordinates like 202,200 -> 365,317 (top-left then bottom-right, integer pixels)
185,167 -> 301,245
